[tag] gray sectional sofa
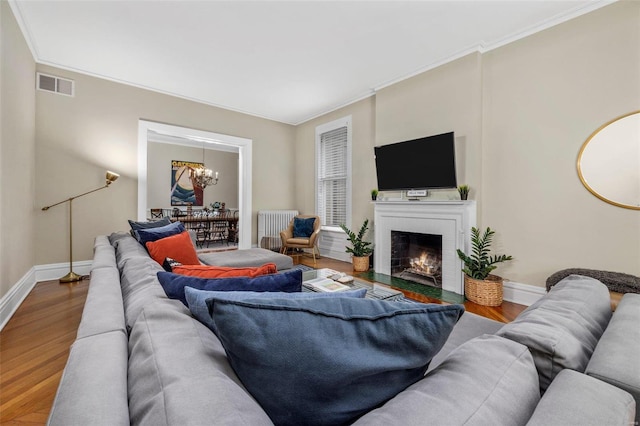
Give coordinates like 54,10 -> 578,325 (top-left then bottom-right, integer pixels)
47,232 -> 638,425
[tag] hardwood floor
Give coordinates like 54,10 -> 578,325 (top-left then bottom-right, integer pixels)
0,279 -> 88,425
0,257 -> 526,425
300,256 -> 527,323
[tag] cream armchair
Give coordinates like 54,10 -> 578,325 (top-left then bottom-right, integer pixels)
280,215 -> 321,263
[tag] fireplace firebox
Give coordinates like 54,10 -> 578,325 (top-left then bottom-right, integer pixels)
391,231 -> 443,288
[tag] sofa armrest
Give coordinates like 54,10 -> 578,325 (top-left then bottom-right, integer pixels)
586,293 -> 640,424
526,369 -> 635,426
47,331 -> 129,426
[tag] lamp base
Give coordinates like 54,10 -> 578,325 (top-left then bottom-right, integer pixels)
59,271 -> 83,283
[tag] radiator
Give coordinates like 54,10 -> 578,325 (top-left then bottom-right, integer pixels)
258,210 -> 298,251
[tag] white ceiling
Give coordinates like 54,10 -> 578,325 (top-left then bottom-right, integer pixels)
11,0 -> 613,125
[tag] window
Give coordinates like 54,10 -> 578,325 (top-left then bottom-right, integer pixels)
316,116 -> 352,229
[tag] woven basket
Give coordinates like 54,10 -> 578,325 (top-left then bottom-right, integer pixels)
464,274 -> 504,306
352,256 -> 370,272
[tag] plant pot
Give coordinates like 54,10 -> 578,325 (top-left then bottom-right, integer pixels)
352,255 -> 370,272
464,274 -> 503,306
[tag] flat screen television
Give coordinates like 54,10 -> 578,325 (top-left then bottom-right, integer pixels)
374,132 -> 457,191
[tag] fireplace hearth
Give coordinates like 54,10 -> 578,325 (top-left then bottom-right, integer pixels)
391,231 -> 443,288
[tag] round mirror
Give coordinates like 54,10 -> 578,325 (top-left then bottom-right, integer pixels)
577,111 -> 640,210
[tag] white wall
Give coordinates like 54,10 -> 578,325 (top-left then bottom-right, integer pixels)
1,0 -> 36,299
34,64 -> 296,265
295,1 -> 640,288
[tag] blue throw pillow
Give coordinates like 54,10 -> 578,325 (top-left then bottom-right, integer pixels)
157,269 -> 302,305
135,221 -> 185,245
206,297 -> 464,425
293,217 -> 315,238
185,287 -> 367,335
128,217 -> 171,232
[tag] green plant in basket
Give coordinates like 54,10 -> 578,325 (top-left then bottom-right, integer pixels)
340,219 -> 373,257
456,227 -> 512,280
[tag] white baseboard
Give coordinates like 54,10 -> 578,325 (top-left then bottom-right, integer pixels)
0,261 -> 92,331
0,267 -> 37,331
34,261 -> 92,282
503,280 -> 546,306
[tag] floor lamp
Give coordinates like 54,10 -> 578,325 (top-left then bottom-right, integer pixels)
42,171 -> 119,283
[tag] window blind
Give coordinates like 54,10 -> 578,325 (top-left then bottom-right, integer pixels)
318,126 -> 348,227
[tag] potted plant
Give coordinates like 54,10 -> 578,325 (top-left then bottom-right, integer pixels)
340,219 -> 374,272
458,184 -> 470,200
371,189 -> 379,201
456,227 -> 513,306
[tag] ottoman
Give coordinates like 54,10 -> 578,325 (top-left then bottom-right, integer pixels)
198,248 -> 293,271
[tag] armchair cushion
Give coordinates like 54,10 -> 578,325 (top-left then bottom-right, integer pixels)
293,217 -> 315,238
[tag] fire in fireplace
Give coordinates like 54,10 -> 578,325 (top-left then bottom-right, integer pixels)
391,231 -> 443,288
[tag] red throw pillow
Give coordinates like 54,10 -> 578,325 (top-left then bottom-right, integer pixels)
146,231 -> 200,266
172,263 -> 277,279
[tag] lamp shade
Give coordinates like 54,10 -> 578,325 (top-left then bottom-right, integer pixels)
106,171 -> 119,184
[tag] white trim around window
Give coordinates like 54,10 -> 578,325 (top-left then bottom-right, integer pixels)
315,115 -> 352,231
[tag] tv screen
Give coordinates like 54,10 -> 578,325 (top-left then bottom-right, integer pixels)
374,132 -> 457,191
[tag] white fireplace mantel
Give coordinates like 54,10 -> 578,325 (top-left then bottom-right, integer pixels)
373,200 -> 477,295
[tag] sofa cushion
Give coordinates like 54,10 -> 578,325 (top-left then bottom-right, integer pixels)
110,232 -> 153,270
157,269 -> 302,305
136,221 -> 185,245
128,217 -> 171,232
186,287 -> 367,335
427,310 -> 504,372
526,369 -> 636,426
585,293 -> 640,424
293,217 -> 315,238
496,275 -> 612,392
355,334 -> 540,426
128,299 -> 273,426
171,263 -> 277,278
146,231 -> 200,266
120,257 -> 167,332
207,296 -> 464,426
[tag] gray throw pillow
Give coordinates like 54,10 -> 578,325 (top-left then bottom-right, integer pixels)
207,297 -> 464,426
496,275 -> 612,392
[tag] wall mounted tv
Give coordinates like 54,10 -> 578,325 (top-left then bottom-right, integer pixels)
374,131 -> 457,191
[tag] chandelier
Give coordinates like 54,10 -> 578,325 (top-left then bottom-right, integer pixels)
190,166 -> 218,188
189,143 -> 219,189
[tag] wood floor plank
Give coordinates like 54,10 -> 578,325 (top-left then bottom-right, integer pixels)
0,279 -> 87,425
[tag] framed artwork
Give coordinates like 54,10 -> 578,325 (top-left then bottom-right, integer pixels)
171,160 -> 204,206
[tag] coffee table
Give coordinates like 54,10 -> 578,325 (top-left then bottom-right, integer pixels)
302,268 -> 405,301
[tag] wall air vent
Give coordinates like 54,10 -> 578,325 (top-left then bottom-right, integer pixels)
36,72 -> 74,97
